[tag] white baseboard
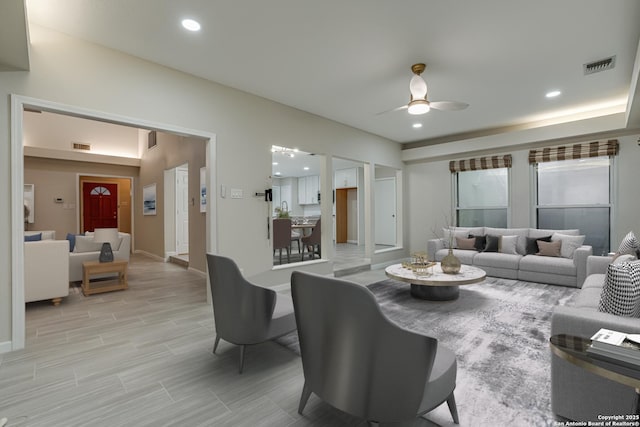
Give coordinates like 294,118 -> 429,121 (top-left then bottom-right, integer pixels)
0,341 -> 13,354
188,266 -> 206,277
346,240 -> 358,244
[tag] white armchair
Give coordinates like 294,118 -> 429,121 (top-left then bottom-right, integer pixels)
24,239 -> 70,305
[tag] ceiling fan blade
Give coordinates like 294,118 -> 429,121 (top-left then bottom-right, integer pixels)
375,104 -> 408,115
428,101 -> 469,111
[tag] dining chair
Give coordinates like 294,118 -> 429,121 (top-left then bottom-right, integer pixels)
273,218 -> 291,263
206,254 -> 297,373
301,218 -> 321,260
291,271 -> 459,425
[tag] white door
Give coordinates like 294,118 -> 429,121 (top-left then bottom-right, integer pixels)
176,167 -> 189,254
375,177 -> 396,246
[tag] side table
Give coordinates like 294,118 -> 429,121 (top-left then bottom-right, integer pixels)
550,334 -> 640,415
82,259 -> 128,296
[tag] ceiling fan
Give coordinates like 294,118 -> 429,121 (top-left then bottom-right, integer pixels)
382,63 -> 469,115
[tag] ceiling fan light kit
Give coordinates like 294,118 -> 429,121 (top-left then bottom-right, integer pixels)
408,99 -> 430,115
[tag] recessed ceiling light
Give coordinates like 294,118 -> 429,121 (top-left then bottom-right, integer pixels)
274,172 -> 281,176
181,19 -> 201,32
303,167 -> 310,170
546,90 -> 561,98
412,123 -> 423,128
272,162 -> 278,166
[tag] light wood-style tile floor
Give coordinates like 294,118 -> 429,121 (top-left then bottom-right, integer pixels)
0,254 -> 454,427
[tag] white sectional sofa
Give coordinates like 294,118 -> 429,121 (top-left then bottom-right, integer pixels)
427,227 -> 593,287
24,231 -> 69,305
69,232 -> 131,282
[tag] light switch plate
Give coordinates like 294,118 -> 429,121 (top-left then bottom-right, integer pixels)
230,189 -> 243,199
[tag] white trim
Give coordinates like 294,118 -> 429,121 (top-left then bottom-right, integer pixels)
10,94 -> 218,352
11,95 -> 25,351
187,267 -> 207,277
0,341 -> 13,354
134,249 -> 168,262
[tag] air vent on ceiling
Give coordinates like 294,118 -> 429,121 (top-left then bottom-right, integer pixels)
584,56 -> 616,75
72,142 -> 91,151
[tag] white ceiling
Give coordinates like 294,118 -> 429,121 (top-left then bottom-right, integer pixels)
20,1 -> 640,144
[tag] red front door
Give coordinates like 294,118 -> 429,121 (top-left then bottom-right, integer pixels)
83,182 -> 118,232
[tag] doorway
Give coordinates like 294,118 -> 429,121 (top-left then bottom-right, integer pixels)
335,187 -> 357,244
176,165 -> 189,255
375,177 -> 397,246
79,176 -> 133,233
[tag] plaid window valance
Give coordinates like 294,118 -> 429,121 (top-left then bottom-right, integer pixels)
449,154 -> 512,173
528,139 -> 619,164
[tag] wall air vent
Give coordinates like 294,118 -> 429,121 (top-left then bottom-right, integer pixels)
584,56 -> 616,75
72,142 -> 91,151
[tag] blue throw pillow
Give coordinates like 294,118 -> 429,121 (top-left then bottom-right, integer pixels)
66,233 -> 78,252
24,233 -> 42,242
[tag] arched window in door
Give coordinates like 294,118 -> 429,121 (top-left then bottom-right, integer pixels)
90,186 -> 112,196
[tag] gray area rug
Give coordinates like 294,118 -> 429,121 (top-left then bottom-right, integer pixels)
276,277 -> 578,426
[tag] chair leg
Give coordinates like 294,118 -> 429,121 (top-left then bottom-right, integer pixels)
213,335 -> 220,354
238,345 -> 246,374
286,247 -> 290,263
446,391 -> 460,424
298,381 -> 312,414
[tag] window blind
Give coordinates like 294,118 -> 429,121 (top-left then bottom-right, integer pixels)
528,139 -> 619,164
449,154 -> 512,173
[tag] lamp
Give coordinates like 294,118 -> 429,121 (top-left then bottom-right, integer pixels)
93,228 -> 118,263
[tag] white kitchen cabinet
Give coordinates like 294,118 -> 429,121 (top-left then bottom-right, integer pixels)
298,175 -> 320,205
334,168 -> 357,188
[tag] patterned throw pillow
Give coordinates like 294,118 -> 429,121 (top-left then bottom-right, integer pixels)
617,231 -> 640,256
599,261 -> 640,317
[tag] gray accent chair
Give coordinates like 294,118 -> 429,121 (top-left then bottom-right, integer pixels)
206,254 -> 297,373
291,271 -> 459,425
301,218 -> 321,260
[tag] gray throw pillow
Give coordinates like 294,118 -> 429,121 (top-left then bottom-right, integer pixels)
551,233 -> 585,259
483,235 -> 499,252
73,235 -> 104,253
599,260 -> 640,317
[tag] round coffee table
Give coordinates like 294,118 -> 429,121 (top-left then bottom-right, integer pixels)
385,263 -> 486,301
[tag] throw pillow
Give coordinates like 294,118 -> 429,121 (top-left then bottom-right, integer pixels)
551,233 -> 585,259
483,235 -> 500,252
613,254 -> 638,265
536,240 -> 561,257
456,237 -> 476,250
73,235 -> 104,253
24,233 -> 42,242
525,236 -> 552,255
617,231 -> 640,256
66,233 -> 79,252
469,234 -> 486,252
499,235 -> 518,255
599,260 -> 640,317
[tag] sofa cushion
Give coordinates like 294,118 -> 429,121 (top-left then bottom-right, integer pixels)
484,227 -> 529,255
598,261 -> 640,317
537,240 -> 561,257
528,228 -> 579,239
473,252 -> 522,270
73,235 -> 104,253
551,233 -> 586,259
519,254 -> 577,276
443,227 -> 484,248
483,235 -> 499,252
525,235 -> 552,255
24,233 -> 42,242
499,235 -> 518,255
456,237 -> 476,250
435,248 -> 477,265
